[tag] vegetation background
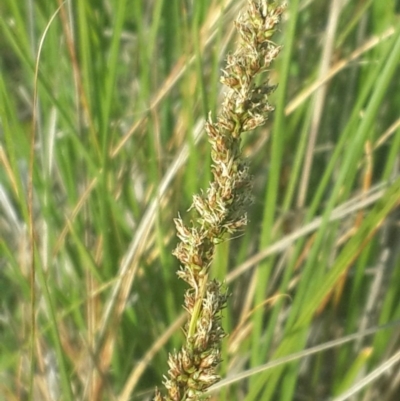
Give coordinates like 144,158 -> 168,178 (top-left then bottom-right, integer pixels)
1,0 -> 400,400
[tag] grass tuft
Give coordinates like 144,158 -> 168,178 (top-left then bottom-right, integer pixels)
0,1 -> 400,401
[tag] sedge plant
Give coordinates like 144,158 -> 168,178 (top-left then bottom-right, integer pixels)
154,2 -> 286,400
2,0 -> 400,400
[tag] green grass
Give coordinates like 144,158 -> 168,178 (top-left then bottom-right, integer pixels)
1,0 -> 400,400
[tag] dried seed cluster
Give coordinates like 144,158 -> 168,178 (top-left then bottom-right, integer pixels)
154,1 -> 285,400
